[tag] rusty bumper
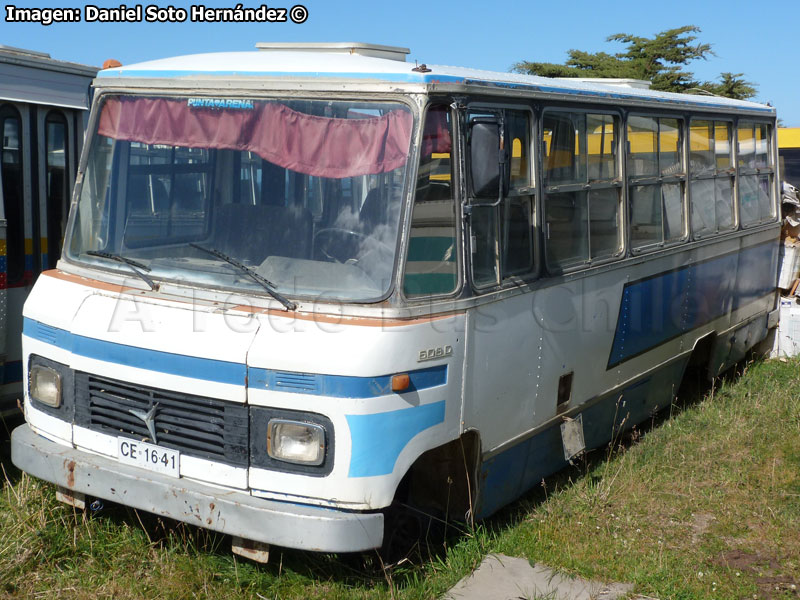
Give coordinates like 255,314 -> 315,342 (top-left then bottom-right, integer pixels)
11,424 -> 384,552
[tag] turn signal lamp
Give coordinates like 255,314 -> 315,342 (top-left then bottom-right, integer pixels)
391,373 -> 410,392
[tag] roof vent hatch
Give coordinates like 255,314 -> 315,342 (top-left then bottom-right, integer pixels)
255,42 -> 409,62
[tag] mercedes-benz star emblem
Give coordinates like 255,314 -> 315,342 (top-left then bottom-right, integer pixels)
129,402 -> 160,444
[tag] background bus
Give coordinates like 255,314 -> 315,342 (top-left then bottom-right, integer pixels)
779,127 -> 800,188
0,45 -> 96,415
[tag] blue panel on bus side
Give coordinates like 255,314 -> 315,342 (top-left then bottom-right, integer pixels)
610,266 -> 690,367
477,426 -> 562,518
475,357 -> 688,519
733,240 -> 780,310
609,241 -> 776,368
345,400 -> 446,478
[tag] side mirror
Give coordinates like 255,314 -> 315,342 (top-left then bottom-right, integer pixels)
469,118 -> 508,199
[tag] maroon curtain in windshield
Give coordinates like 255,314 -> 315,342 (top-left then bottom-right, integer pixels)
98,96 -> 413,179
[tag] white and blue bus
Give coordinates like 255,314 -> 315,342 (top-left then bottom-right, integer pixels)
11,42 -> 779,557
0,46 -> 96,415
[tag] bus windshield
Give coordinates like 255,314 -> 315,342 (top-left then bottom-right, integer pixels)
67,95 -> 414,302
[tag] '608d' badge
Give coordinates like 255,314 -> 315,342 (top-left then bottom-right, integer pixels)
418,345 -> 453,362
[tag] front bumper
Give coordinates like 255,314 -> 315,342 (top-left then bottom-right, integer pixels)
11,424 -> 383,552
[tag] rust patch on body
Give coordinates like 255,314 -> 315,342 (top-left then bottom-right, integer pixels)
65,460 -> 76,488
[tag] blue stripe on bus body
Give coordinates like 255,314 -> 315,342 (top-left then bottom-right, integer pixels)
248,365 -> 447,398
22,317 -> 447,396
23,317 -> 246,385
346,400 -> 446,478
609,241 -> 777,368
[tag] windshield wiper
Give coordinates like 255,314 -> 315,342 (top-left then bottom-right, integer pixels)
189,243 -> 297,311
86,250 -> 156,290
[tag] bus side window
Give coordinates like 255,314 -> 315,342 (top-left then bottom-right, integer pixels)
627,116 -> 686,250
1,104 -> 24,284
467,108 -> 534,289
543,111 -> 622,271
403,104 -> 458,298
689,120 -> 734,238
738,120 -> 775,226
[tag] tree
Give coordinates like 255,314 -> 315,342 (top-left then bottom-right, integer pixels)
697,72 -> 758,100
512,26 -> 757,100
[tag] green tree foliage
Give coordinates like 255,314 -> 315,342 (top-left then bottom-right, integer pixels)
698,72 -> 758,100
513,26 -> 757,99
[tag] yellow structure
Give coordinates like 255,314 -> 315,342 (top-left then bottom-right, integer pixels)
779,127 -> 800,187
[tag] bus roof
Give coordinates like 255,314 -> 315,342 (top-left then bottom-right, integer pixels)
1,45 -> 97,110
96,42 -> 775,115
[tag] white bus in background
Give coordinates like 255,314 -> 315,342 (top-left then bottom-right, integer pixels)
11,42 -> 779,558
0,45 -> 96,415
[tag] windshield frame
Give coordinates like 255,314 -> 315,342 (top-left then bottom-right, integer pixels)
62,89 -> 422,306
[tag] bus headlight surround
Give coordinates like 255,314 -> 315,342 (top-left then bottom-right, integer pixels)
267,419 -> 325,465
29,365 -> 62,408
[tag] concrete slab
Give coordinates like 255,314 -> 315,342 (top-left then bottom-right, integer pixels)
444,554 -> 635,600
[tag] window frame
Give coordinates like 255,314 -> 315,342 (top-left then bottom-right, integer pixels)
465,102 -> 537,291
540,106 -> 625,274
626,113 -> 688,254
44,109 -> 71,269
688,118 -> 736,239
736,119 -> 776,228
400,100 -> 464,301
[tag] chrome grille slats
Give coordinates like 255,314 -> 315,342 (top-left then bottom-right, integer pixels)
74,373 -> 248,466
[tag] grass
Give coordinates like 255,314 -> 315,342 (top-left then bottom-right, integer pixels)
1,356 -> 799,599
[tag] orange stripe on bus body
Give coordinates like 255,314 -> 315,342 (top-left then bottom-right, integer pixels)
41,270 -> 463,327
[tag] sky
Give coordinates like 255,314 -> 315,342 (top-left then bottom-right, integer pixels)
3,0 -> 800,125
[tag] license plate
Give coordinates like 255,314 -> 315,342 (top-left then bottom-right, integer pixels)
118,437 -> 180,477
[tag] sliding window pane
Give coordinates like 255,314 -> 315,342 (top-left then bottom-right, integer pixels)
663,183 -> 684,241
627,116 -> 658,177
739,174 -> 760,224
716,177 -> 735,231
589,188 -> 620,259
715,123 -> 732,170
691,178 -> 715,236
755,123 -> 770,168
738,121 -> 756,169
587,114 -> 616,180
545,191 -> 589,268
758,174 -> 774,220
630,184 -> 661,248
660,118 -> 682,176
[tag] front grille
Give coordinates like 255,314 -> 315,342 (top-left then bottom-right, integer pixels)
75,373 -> 248,466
